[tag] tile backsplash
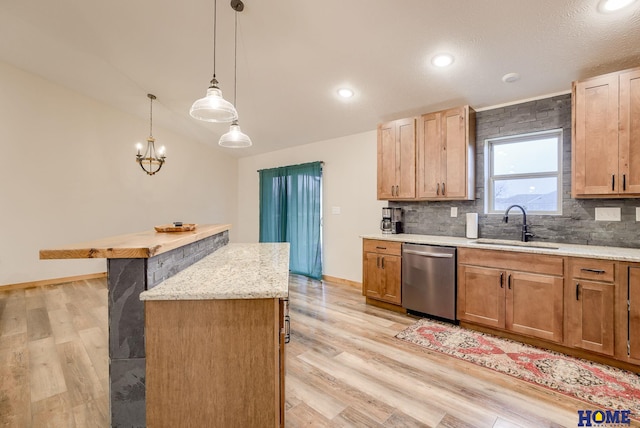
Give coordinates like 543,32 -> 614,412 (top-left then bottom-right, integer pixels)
391,94 -> 640,248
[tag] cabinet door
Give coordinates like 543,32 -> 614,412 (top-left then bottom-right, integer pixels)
417,112 -> 442,198
619,69 -> 640,194
377,121 -> 397,199
396,118 -> 416,199
377,118 -> 415,200
506,272 -> 564,343
458,265 -> 505,329
630,267 -> 640,360
567,279 -> 614,356
573,74 -> 620,196
380,255 -> 401,305
363,252 -> 382,299
441,106 -> 469,199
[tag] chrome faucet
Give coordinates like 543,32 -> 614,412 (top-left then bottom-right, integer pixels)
503,204 -> 534,242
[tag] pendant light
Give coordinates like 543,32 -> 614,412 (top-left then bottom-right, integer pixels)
189,0 -> 238,123
219,0 -> 252,148
135,94 -> 166,176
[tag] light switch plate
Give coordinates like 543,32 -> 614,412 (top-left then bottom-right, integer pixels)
451,207 -> 458,217
331,206 -> 341,215
595,207 -> 621,221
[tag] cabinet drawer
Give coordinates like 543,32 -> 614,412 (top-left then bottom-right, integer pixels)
363,239 -> 402,256
570,258 -> 615,282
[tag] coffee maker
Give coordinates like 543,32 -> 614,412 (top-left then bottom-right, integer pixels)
381,207 -> 403,234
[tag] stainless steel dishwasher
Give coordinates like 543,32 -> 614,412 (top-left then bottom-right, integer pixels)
402,243 -> 457,322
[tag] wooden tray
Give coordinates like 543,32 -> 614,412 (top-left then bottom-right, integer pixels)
154,224 -> 197,233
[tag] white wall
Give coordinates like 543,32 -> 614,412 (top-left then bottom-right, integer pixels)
237,131 -> 385,284
0,62 -> 238,286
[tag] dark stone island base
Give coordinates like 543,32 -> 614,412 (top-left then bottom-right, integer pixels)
107,230 -> 229,427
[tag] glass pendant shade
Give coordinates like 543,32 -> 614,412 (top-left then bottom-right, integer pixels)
219,120 -> 252,148
189,85 -> 238,123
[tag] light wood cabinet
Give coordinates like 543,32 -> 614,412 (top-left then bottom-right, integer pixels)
145,298 -> 286,427
458,248 -> 564,343
362,239 -> 402,305
377,117 -> 416,200
417,105 -> 475,200
617,265 -> 640,364
572,66 -> 640,198
458,264 -> 504,328
629,266 -> 640,361
566,258 -> 616,356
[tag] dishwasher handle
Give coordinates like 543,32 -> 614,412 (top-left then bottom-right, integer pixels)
403,249 -> 454,258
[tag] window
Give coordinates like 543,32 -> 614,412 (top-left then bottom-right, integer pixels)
485,129 -> 562,215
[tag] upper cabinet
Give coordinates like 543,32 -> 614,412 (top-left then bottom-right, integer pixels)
377,117 -> 416,200
572,66 -> 640,198
377,105 -> 475,201
417,106 -> 476,200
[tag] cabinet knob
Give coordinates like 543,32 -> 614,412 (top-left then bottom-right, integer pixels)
576,282 -> 581,301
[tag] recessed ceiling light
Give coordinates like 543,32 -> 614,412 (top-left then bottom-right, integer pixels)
431,53 -> 455,68
502,72 -> 520,83
337,88 -> 354,98
598,0 -> 637,12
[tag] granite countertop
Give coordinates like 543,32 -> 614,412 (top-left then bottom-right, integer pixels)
40,224 -> 231,259
139,243 -> 290,301
361,233 -> 640,262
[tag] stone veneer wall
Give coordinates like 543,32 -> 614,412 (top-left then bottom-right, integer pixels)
108,230 -> 229,428
391,94 -> 640,248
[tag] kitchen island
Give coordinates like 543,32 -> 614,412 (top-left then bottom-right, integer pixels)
140,243 -> 290,427
39,224 -> 231,427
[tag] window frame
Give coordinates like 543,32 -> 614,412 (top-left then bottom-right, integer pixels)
484,129 -> 563,215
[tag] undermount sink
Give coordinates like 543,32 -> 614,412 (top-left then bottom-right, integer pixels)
472,238 -> 560,250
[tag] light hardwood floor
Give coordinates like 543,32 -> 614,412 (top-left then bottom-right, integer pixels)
1,275 -> 635,427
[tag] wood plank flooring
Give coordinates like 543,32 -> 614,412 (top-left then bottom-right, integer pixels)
1,275 -> 636,427
0,280 -> 109,427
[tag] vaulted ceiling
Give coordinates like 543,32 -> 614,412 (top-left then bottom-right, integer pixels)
1,0 -> 639,157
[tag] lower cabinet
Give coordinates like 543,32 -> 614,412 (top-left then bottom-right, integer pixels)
629,267 -> 640,361
362,239 -> 402,305
618,265 -> 640,364
566,258 -> 616,356
145,298 -> 286,427
457,248 -> 564,343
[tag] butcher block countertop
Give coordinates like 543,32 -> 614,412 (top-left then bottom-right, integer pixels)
139,243 -> 290,301
39,224 -> 231,259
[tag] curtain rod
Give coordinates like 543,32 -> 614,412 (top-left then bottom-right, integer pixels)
257,161 -> 324,173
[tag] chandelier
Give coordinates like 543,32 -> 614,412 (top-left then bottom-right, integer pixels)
135,94 -> 166,176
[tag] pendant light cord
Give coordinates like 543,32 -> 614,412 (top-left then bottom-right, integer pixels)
213,0 -> 217,79
233,9 -> 237,106
149,94 -> 154,137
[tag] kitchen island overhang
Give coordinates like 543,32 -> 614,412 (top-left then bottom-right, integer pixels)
39,224 -> 232,427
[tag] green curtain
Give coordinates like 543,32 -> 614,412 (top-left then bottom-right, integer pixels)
259,161 -> 322,279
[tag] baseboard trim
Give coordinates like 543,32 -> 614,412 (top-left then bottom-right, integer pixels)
365,297 -> 407,314
0,272 -> 107,291
322,275 -> 361,288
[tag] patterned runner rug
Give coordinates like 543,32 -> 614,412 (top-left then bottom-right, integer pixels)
395,318 -> 640,419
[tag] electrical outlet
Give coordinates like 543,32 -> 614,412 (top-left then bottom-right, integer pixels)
636,207 -> 640,222
451,207 -> 458,217
595,207 -> 621,221
331,206 -> 341,215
